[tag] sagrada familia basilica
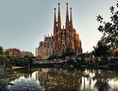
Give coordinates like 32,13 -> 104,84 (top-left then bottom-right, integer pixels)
37,3 -> 82,59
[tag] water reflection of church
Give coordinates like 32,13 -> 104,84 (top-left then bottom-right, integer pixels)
8,68 -> 118,91
38,69 -> 118,91
38,68 -> 82,91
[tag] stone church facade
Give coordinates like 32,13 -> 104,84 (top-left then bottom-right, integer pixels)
38,3 -> 82,59
53,3 -> 82,55
39,35 -> 53,59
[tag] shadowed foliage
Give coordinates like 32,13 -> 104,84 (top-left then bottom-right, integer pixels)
97,2 -> 118,46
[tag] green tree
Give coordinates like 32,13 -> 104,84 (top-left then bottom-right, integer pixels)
93,38 -> 111,59
48,54 -> 58,60
58,54 -> 65,59
97,2 -> 118,46
0,46 -> 4,55
0,46 -> 11,67
63,48 -> 75,57
0,55 -> 10,67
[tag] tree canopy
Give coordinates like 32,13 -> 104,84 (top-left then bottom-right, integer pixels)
0,46 -> 4,55
0,55 -> 10,65
92,38 -> 111,59
63,48 -> 75,57
48,54 -> 58,60
97,2 -> 118,46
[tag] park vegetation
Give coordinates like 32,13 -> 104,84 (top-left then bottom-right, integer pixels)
93,2 -> 118,59
0,46 -> 35,69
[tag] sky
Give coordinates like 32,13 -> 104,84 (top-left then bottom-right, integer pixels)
0,0 -> 117,55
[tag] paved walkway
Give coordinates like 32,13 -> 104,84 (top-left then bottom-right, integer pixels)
12,66 -> 24,70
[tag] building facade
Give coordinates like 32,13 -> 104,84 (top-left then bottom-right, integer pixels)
53,3 -> 82,55
38,3 -> 82,59
5,48 -> 22,59
22,51 -> 34,58
35,47 -> 40,57
39,35 -> 53,59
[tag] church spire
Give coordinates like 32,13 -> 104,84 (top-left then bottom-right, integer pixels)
66,3 -> 69,29
70,7 -> 73,29
58,3 -> 61,31
66,3 -> 69,22
53,8 -> 56,34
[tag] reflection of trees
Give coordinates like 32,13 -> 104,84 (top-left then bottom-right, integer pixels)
95,81 -> 110,91
77,69 -> 118,91
6,68 -> 118,91
93,70 -> 111,91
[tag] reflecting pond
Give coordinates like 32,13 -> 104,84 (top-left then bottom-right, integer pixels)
7,68 -> 118,91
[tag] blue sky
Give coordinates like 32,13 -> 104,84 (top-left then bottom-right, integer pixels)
0,0 -> 116,54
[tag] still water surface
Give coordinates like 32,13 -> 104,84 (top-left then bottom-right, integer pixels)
7,68 -> 118,91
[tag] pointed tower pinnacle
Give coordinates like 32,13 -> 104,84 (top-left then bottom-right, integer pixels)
58,3 -> 61,31
70,7 -> 73,29
66,3 -> 69,30
53,8 -> 57,34
54,8 -> 56,24
66,3 -> 69,22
